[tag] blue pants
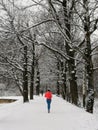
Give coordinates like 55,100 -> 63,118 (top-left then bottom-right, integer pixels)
46,99 -> 51,110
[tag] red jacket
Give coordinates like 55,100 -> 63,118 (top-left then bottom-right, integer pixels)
45,91 -> 52,99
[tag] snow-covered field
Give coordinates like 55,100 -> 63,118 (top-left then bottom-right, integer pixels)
0,95 -> 98,130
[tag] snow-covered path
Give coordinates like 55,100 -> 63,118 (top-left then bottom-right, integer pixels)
0,95 -> 98,130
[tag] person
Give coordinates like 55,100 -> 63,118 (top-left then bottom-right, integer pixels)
44,88 -> 52,113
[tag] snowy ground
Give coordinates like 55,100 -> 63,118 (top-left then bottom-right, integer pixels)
0,95 -> 98,130
94,98 -> 98,120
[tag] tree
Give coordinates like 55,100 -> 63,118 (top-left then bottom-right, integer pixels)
23,45 -> 29,102
46,0 -> 78,105
29,33 -> 36,99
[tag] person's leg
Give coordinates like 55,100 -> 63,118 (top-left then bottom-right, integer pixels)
47,99 -> 51,113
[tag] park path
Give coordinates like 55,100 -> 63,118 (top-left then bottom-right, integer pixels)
0,95 -> 98,130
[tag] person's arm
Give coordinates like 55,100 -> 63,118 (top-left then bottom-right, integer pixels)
50,92 -> 52,98
44,92 -> 47,97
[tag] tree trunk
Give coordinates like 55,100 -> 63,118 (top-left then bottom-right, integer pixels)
36,68 -> 40,95
62,72 -> 66,99
62,0 -> 78,105
30,34 -> 35,99
56,61 -> 60,96
82,67 -> 86,108
30,62 -> 34,99
61,60 -> 67,99
83,0 -> 94,113
23,45 -> 29,102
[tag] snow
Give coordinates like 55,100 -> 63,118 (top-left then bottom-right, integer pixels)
0,95 -> 98,130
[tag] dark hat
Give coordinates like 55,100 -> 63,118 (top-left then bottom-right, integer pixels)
47,88 -> 51,91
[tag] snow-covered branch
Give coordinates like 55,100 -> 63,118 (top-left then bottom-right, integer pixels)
38,42 -> 86,64
0,54 -> 23,72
